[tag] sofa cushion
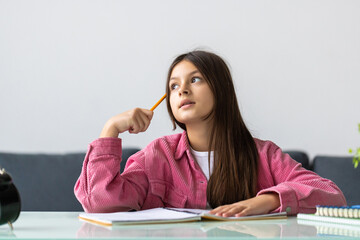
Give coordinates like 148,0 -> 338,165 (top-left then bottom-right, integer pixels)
313,156 -> 360,205
0,148 -> 139,211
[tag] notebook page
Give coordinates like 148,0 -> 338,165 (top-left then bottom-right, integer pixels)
79,208 -> 200,224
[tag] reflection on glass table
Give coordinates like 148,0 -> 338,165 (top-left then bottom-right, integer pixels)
4,212 -> 360,239
297,218 -> 360,238
77,217 -> 317,239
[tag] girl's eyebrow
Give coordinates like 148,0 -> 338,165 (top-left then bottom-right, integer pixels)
170,70 -> 200,81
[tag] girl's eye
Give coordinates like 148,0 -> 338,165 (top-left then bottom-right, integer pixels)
170,83 -> 179,90
191,77 -> 201,83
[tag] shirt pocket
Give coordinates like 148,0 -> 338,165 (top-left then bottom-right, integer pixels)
150,182 -> 187,208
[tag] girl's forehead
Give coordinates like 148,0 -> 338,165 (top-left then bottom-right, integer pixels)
170,60 -> 199,78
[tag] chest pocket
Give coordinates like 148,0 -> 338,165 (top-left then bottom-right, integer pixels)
150,182 -> 187,208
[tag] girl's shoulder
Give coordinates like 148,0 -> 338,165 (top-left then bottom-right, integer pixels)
254,138 -> 280,152
254,138 -> 298,169
142,131 -> 188,156
146,131 -> 185,146
253,138 -> 283,161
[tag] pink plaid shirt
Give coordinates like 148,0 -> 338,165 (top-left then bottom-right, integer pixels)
74,131 -> 346,215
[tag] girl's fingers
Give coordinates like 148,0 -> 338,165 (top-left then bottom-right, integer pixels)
222,206 -> 245,217
129,117 -> 142,133
129,109 -> 153,133
221,205 -> 247,217
210,205 -> 230,216
128,122 -> 137,133
138,112 -> 151,132
210,203 -> 249,217
140,109 -> 154,131
143,109 -> 154,120
101,108 -> 154,137
235,208 -> 251,217
210,194 -> 279,218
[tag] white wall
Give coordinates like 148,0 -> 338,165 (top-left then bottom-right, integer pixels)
1,0 -> 359,160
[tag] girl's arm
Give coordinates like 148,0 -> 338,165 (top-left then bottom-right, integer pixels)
210,140 -> 346,217
255,142 -> 346,215
74,108 -> 154,213
74,138 -> 149,213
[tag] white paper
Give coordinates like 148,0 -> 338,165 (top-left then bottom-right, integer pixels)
79,208 -> 200,224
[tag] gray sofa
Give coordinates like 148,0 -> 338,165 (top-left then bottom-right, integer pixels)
0,148 -> 139,211
0,150 -> 358,211
312,156 -> 360,206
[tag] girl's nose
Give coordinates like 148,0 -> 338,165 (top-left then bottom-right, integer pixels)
178,84 -> 189,96
178,88 -> 189,96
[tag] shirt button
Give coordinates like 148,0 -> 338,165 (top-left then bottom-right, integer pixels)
286,207 -> 291,213
200,181 -> 204,183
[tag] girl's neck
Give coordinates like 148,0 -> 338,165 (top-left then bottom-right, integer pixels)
186,121 -> 213,152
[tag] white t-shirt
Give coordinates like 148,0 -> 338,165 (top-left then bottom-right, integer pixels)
190,147 -> 214,180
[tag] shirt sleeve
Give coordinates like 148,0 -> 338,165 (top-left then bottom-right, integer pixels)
256,141 -> 347,215
74,137 -> 149,213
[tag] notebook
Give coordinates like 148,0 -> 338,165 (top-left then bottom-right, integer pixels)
79,207 -> 287,226
315,205 -> 360,218
297,205 -> 360,226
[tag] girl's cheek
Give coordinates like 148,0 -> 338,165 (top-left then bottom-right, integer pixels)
169,95 -> 176,109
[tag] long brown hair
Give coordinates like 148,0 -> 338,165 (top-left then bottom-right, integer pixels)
165,50 -> 258,208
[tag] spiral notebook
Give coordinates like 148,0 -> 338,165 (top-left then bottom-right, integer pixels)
297,205 -> 360,226
315,205 -> 360,218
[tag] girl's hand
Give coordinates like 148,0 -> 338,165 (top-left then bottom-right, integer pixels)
209,193 -> 280,217
100,108 -> 154,138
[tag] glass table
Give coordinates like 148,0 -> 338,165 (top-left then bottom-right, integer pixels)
0,211 -> 359,239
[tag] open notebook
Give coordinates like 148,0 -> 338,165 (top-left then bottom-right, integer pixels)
79,208 -> 287,226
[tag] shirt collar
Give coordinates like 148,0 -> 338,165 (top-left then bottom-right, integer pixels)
174,131 -> 191,160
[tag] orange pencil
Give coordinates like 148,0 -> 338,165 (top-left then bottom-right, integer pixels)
150,94 -> 167,111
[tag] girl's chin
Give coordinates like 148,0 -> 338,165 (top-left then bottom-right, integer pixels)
175,118 -> 202,126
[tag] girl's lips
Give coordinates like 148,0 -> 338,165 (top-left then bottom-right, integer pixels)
180,102 -> 195,109
179,100 -> 195,108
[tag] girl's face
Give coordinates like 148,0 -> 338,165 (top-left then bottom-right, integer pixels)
169,60 -> 214,127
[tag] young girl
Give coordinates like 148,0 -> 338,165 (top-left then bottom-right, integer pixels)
74,50 -> 346,216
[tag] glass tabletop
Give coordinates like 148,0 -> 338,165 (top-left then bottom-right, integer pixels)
0,211 -> 359,239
